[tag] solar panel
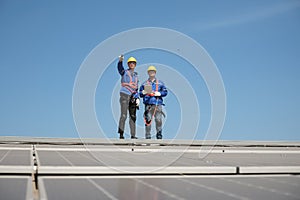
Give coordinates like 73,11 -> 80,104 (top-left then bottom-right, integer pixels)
0,146 -> 33,174
1,137 -> 300,199
39,175 -> 300,200
0,149 -> 31,165
0,176 -> 33,200
36,144 -> 300,174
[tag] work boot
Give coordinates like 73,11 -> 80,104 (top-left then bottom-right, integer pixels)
145,133 -> 151,139
118,128 -> 125,139
156,133 -> 162,139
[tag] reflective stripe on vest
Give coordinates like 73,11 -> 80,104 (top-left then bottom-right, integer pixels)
121,70 -> 138,94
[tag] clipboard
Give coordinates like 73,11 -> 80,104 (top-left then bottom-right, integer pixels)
144,85 -> 152,94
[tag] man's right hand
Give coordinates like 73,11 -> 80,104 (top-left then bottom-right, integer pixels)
142,90 -> 147,95
119,54 -> 124,62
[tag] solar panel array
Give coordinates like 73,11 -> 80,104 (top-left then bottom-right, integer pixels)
0,137 -> 300,200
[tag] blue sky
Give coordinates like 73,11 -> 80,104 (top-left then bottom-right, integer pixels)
0,0 -> 299,140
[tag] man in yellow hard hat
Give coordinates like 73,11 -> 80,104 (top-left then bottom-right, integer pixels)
117,55 -> 139,139
139,65 -> 168,139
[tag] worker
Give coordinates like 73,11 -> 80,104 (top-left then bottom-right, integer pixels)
139,66 -> 168,139
117,55 -> 139,139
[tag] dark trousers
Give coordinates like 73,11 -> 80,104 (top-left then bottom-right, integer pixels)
118,93 -> 136,137
144,104 -> 163,139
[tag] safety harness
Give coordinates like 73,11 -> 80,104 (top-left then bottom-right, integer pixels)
121,70 -> 138,94
144,79 -> 159,126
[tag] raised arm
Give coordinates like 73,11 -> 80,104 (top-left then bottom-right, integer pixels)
117,55 -> 125,76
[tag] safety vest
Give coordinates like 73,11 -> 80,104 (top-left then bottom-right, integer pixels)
121,70 -> 138,94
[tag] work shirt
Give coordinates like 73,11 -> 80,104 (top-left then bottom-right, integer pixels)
139,78 -> 168,105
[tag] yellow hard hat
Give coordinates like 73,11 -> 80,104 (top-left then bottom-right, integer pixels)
147,65 -> 157,72
127,57 -> 137,63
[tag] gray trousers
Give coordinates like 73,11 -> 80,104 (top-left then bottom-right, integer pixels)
144,104 -> 163,139
118,93 -> 136,137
